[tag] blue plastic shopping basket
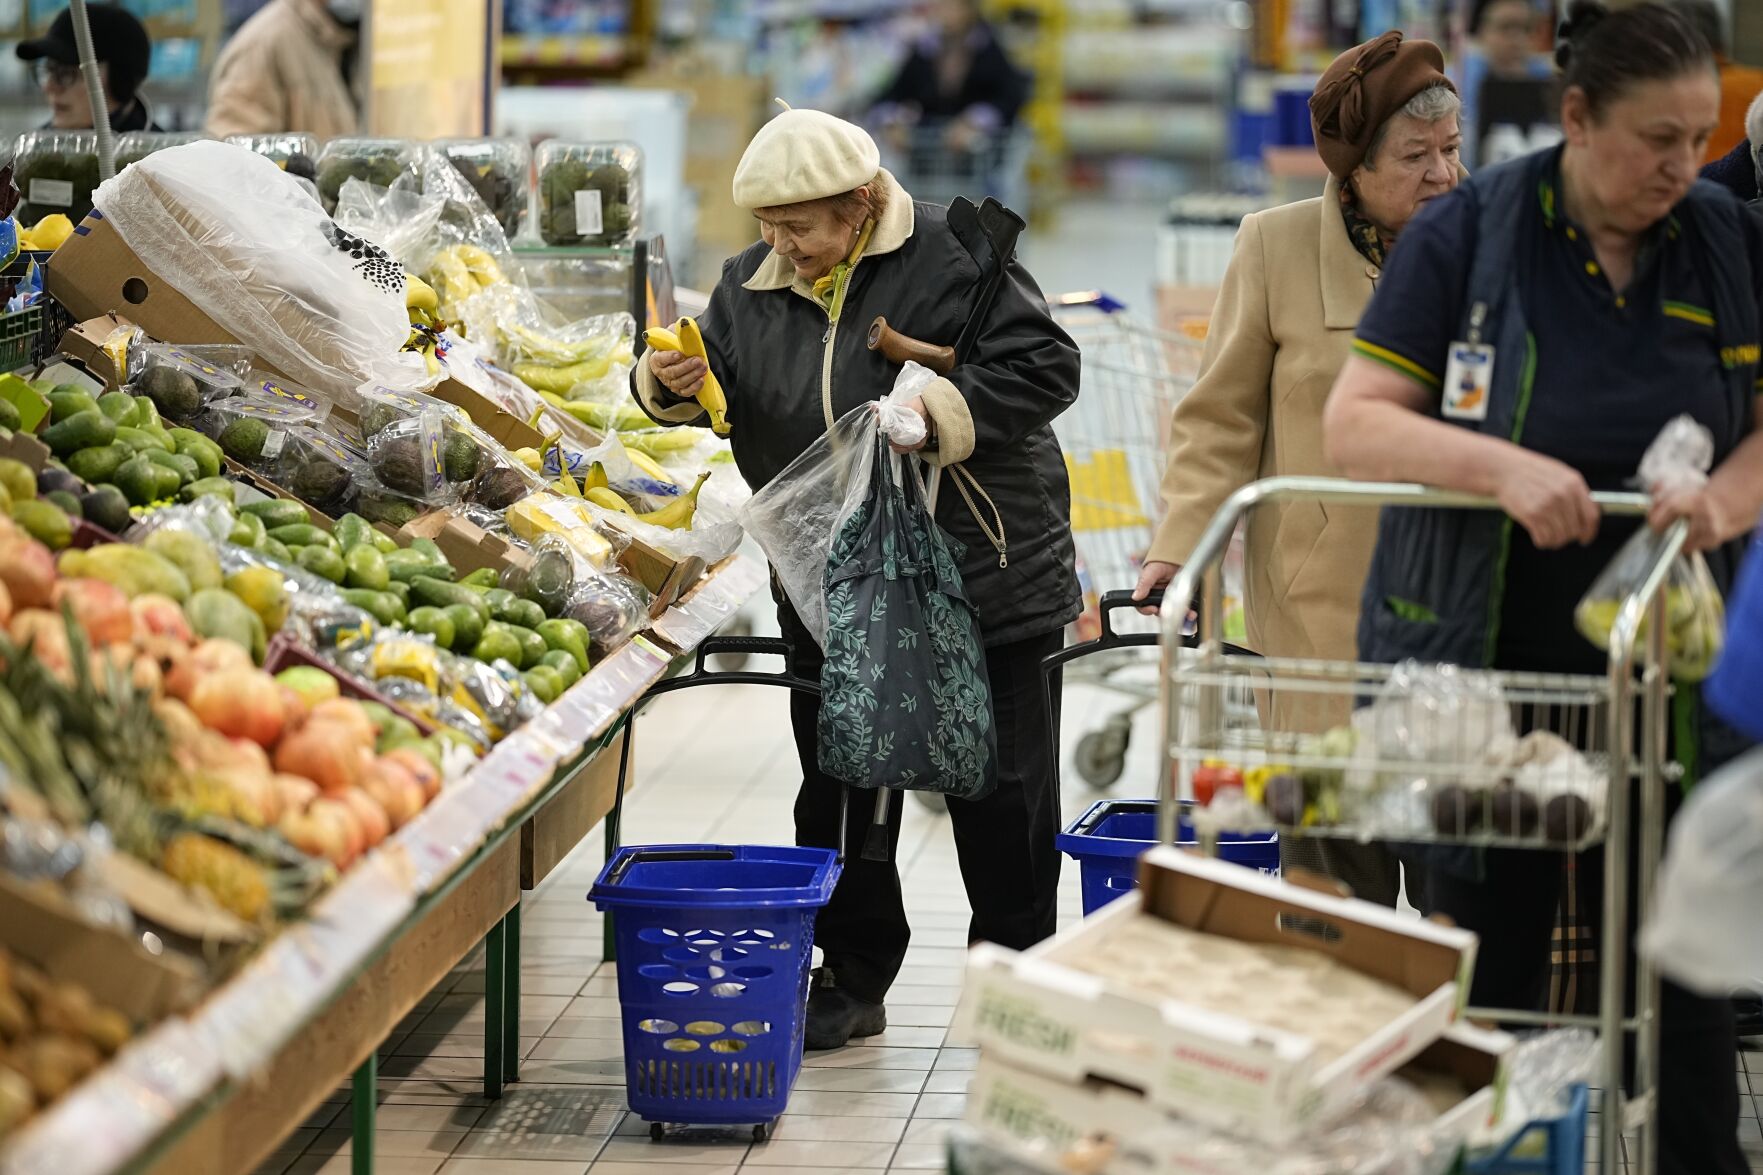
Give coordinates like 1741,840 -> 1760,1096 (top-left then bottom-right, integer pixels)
1467,1084 -> 1589,1175
1058,798 -> 1280,915
591,843 -> 840,1141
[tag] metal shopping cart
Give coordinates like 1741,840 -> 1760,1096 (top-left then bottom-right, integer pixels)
1162,476 -> 1681,1175
1047,292 -> 1204,788
879,124 -> 1032,218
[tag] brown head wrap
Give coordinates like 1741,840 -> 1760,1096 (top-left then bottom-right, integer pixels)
1309,31 -> 1455,179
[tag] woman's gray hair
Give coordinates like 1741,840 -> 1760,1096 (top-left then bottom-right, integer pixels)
1363,82 -> 1462,168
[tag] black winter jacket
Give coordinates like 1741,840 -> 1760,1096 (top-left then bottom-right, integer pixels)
633,171 -> 1082,646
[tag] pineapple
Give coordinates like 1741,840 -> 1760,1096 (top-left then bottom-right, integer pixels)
160,833 -> 271,923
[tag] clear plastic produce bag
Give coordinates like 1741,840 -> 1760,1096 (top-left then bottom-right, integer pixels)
1573,416 -> 1725,681
1640,747 -> 1763,997
738,362 -> 938,648
93,142 -> 412,399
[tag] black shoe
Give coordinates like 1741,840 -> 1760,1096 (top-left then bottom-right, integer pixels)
805,967 -> 886,1050
1736,996 -> 1763,1039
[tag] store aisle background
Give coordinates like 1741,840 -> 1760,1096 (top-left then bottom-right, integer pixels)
253,200 -> 1762,1175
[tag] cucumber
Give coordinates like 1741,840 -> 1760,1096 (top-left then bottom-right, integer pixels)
240,499 -> 311,530
341,589 -> 406,627
410,575 -> 491,624
268,523 -> 336,550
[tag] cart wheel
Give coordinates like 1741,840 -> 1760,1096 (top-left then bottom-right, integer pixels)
1075,724 -> 1130,789
649,1122 -> 664,1142
753,1123 -> 770,1143
913,790 -> 949,814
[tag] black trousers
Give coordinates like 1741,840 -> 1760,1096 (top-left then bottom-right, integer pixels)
781,605 -> 1064,1005
1426,811 -> 1745,1175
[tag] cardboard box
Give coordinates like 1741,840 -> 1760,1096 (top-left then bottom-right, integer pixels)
394,508 -> 533,578
965,1025 -> 1508,1175
952,849 -> 1478,1142
46,216 -> 544,450
55,313 -> 133,390
598,513 -> 709,608
0,872 -> 206,1024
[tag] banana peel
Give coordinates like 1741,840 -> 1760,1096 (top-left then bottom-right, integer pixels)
643,318 -> 730,437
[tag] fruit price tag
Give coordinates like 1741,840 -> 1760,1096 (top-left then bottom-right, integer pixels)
400,798 -> 491,891
114,1019 -> 223,1106
575,189 -> 604,236
28,178 -> 73,207
193,957 -> 311,1077
526,709 -> 583,761
0,1065 -> 167,1175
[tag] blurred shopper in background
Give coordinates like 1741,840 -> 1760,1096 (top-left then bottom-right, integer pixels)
15,4 -> 159,132
1133,31 -> 1463,908
1701,90 -> 1763,203
1677,0 -> 1763,160
204,0 -> 359,139
871,0 -> 1029,154
1325,4 -> 1761,1169
1454,0 -> 1552,165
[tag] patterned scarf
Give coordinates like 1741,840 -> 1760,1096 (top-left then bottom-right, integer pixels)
1339,183 -> 1389,270
811,219 -> 876,323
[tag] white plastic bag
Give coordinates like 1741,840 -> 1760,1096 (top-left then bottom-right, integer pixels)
739,362 -> 937,647
1640,746 -> 1763,996
93,142 -> 410,399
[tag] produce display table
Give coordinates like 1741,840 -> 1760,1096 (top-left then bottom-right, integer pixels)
0,556 -> 768,1175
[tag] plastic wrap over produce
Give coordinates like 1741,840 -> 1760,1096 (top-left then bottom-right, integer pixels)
92,143 -> 411,399
1642,747 -> 1763,996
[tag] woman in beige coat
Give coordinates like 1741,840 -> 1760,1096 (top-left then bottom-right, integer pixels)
1132,32 -> 1464,906
204,0 -> 358,141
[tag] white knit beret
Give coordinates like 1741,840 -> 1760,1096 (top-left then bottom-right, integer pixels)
732,105 -> 881,210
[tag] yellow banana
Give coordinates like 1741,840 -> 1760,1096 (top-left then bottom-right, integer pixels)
587,487 -> 635,515
631,472 -> 710,530
623,449 -> 677,487
454,244 -> 507,289
405,273 -> 439,314
645,320 -> 730,437
585,462 -> 610,492
429,250 -> 478,309
512,447 -> 542,472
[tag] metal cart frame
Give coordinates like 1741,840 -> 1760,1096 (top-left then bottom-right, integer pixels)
1161,476 -> 1682,1175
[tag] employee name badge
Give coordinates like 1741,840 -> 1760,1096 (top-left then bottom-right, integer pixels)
1442,303 -> 1495,421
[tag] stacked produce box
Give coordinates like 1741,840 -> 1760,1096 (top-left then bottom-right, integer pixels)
0,136 -> 741,1158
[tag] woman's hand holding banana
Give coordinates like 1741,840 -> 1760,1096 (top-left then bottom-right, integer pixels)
644,318 -> 731,436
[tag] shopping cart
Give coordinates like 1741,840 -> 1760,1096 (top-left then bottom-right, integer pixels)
593,635 -> 839,1142
1162,476 -> 1681,1175
1046,292 -> 1204,788
878,124 -> 1032,217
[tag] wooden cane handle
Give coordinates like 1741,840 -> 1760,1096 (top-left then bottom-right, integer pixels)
867,316 -> 956,376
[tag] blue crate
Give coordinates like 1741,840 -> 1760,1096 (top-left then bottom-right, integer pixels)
1057,799 -> 1279,916
1467,1084 -> 1588,1175
590,845 -> 841,1134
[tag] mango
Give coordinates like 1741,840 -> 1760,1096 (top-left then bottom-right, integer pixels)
144,528 -> 223,592
59,544 -> 192,601
225,565 -> 290,633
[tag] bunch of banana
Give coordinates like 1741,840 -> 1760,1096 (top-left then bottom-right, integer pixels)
403,319 -> 444,377
590,471 -> 710,530
405,273 -> 440,328
537,392 -> 653,434
619,428 -> 703,459
642,318 -> 730,436
429,243 -> 509,312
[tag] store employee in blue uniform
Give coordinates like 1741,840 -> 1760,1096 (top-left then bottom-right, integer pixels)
1323,3 -> 1763,1172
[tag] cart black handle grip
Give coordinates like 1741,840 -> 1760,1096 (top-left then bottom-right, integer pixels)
697,636 -> 791,661
605,847 -> 738,886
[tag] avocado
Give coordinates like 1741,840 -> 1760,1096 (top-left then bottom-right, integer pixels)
97,391 -> 138,425
114,425 -> 170,453
292,458 -> 353,511
443,431 -> 482,483
522,545 -> 575,615
138,365 -> 203,420
79,485 -> 131,534
43,489 -> 82,518
411,575 -> 491,624
11,499 -> 72,549
371,435 -> 430,497
219,417 -> 272,464
443,603 -> 484,652
471,465 -> 528,510
297,544 -> 348,584
359,401 -> 400,439
48,390 -> 98,423
42,411 -> 117,458
36,465 -> 83,497
169,428 -> 223,479
181,476 -> 236,504
143,448 -> 200,485
357,492 -> 422,528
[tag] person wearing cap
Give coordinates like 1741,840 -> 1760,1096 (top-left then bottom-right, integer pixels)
16,4 -> 160,133
1131,32 -> 1463,907
632,106 -> 1080,1050
1325,3 -> 1761,1167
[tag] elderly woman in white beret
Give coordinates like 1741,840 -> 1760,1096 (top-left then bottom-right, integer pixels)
633,107 -> 1082,1049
